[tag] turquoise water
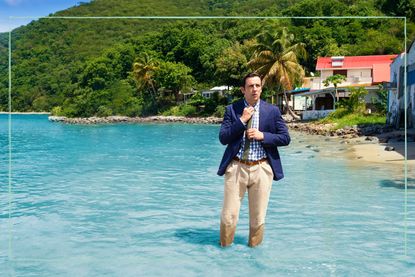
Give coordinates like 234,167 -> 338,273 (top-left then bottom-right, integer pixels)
0,114 -> 414,276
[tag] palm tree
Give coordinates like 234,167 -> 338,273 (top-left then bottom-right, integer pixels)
248,27 -> 306,120
132,52 -> 159,102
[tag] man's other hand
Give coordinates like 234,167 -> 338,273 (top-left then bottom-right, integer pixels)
246,128 -> 264,141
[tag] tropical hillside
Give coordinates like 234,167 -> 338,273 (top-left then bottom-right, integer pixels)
0,0 -> 413,117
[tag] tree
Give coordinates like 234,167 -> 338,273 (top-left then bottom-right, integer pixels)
323,74 -> 347,102
215,42 -> 249,87
248,27 -> 306,120
132,52 -> 159,103
154,61 -> 194,103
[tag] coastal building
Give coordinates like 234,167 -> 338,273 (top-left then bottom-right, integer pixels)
201,85 -> 233,99
290,54 -> 397,120
387,42 -> 415,129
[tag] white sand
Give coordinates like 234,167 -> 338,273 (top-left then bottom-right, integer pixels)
351,140 -> 415,166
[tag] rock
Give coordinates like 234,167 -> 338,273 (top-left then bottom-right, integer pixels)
48,115 -> 223,125
378,137 -> 389,143
385,146 -> 395,151
48,116 -> 66,122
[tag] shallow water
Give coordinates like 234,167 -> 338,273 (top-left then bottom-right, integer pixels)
0,115 -> 414,276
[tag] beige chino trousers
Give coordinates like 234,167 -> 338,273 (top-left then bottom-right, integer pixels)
220,159 -> 274,247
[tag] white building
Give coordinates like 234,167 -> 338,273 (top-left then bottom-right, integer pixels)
201,85 -> 233,99
296,54 -> 397,120
387,42 -> 415,129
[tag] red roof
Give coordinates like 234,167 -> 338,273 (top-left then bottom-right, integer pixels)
316,54 -> 398,83
316,55 -> 397,69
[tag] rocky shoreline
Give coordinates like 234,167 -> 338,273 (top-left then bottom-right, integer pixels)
48,115 -> 223,124
288,122 -> 393,138
48,115 -> 410,143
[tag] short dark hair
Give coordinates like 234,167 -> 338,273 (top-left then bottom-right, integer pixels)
242,72 -> 262,87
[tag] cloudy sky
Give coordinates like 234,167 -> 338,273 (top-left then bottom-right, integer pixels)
0,0 -> 91,32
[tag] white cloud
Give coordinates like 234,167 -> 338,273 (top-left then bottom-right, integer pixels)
4,0 -> 23,6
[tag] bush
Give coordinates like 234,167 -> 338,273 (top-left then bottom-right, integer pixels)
162,106 -> 181,116
124,98 -> 143,117
162,104 -> 197,116
338,87 -> 368,113
324,107 -> 350,120
51,106 -> 64,116
61,104 -> 79,117
213,105 -> 225,118
32,96 -> 50,111
96,105 -> 113,117
180,104 -> 197,116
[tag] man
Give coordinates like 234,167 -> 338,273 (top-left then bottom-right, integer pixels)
217,72 -> 290,247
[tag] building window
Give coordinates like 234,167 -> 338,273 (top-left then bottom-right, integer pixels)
333,70 -> 347,77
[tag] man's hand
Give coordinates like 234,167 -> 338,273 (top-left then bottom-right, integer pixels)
240,106 -> 255,123
246,128 -> 264,141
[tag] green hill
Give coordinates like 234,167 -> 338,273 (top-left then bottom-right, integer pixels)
0,0 -> 412,116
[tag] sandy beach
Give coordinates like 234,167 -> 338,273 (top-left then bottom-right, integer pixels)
351,140 -> 415,165
348,129 -> 415,166
346,130 -> 415,180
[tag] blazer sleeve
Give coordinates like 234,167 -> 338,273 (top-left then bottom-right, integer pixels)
219,104 -> 246,145
262,106 -> 291,147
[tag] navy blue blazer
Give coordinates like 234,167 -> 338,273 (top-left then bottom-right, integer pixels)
217,99 -> 290,181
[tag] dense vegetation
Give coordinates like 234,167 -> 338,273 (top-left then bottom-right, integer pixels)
319,86 -> 387,128
0,0 -> 413,117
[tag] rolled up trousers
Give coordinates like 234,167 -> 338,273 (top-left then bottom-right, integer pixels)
220,159 -> 274,229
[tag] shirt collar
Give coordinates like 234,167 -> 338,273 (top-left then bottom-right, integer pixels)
244,99 -> 260,110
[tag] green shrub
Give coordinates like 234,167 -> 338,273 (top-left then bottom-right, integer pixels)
213,105 -> 226,118
61,104 -> 79,117
180,104 -> 197,116
51,106 -> 64,116
162,106 -> 181,116
96,105 -> 113,117
162,104 -> 197,116
124,98 -> 143,117
321,112 -> 386,129
324,107 -> 350,120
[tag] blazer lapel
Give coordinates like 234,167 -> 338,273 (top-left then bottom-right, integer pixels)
259,100 -> 267,131
234,99 -> 245,119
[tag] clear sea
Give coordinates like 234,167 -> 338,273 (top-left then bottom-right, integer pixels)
0,114 -> 414,276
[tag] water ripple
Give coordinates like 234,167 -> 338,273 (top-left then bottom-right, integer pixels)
0,115 -> 414,276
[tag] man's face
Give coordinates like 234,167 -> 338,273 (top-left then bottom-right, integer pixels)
241,76 -> 262,106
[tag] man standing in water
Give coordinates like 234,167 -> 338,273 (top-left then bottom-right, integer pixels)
217,72 -> 290,247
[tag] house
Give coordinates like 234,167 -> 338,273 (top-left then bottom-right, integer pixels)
201,85 -> 233,99
293,54 -> 397,120
387,41 -> 415,129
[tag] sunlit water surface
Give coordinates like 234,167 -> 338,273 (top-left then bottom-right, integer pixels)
0,114 -> 414,276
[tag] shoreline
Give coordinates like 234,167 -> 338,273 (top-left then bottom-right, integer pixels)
0,112 -> 51,114
4,114 -> 410,167
46,115 -> 414,167
48,115 -> 222,124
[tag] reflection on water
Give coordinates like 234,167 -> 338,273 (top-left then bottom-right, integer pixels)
0,115 -> 414,276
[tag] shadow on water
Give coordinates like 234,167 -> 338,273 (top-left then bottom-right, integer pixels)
174,228 -> 245,246
379,178 -> 415,190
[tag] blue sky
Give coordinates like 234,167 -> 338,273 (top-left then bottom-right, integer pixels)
0,0 -> 91,32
